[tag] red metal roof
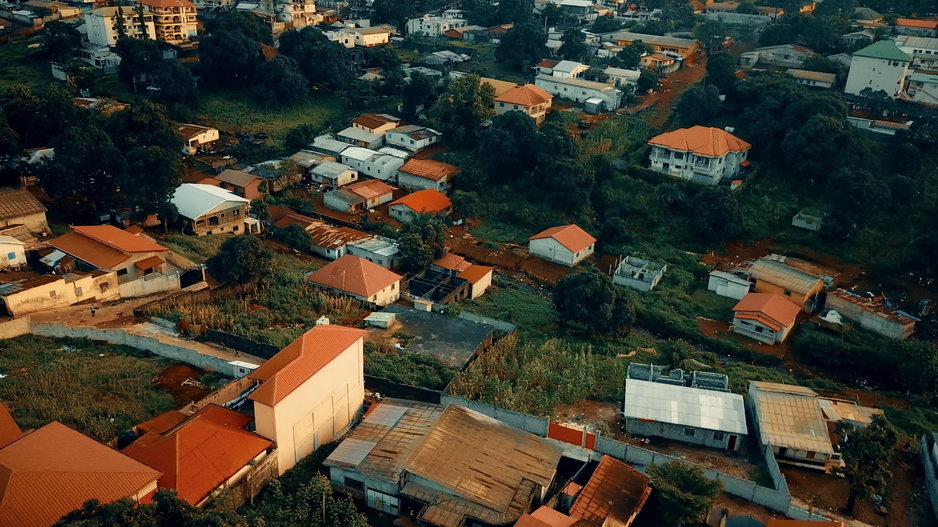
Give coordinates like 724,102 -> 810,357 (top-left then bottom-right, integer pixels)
568,455 -> 651,527
0,422 -> 161,527
732,292 -> 801,332
399,159 -> 460,182
0,404 -> 22,449
121,405 -> 272,505
305,254 -> 403,299
528,224 -> 596,253
433,253 -> 472,272
389,189 -> 452,213
248,325 -> 367,406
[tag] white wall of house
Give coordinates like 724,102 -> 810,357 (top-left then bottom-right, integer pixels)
907,77 -> 938,105
2,272 -> 119,316
708,272 -> 751,300
732,316 -> 790,344
396,172 -> 447,192
84,9 -> 156,47
0,241 -> 26,270
385,132 -> 439,152
405,16 -> 466,36
253,339 -> 365,475
494,101 -> 549,123
625,418 -> 740,450
534,75 -> 622,109
648,146 -> 747,185
528,238 -> 593,267
845,54 -> 910,97
311,167 -> 359,187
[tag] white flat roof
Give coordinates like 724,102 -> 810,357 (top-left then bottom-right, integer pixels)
342,146 -> 378,161
624,378 -> 748,435
171,183 -> 249,220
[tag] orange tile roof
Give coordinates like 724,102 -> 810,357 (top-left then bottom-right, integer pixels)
248,325 -> 368,406
529,224 -> 596,253
495,84 -> 553,107
433,253 -> 472,272
457,264 -> 493,285
305,254 -> 402,299
133,255 -> 165,271
0,422 -> 160,527
353,113 -> 398,130
515,506 -> 580,527
569,455 -> 651,527
537,59 -> 559,68
48,225 -> 166,270
732,292 -> 801,332
138,0 -> 195,7
122,405 -> 272,505
648,125 -> 751,157
896,18 -> 938,29
0,404 -> 22,449
346,179 -> 397,200
399,159 -> 460,182
389,189 -> 453,213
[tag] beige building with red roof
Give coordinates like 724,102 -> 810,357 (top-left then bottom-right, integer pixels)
528,224 -> 596,267
732,292 -> 801,344
122,404 -> 273,506
396,159 -> 460,192
494,84 -> 553,124
324,179 -> 397,213
352,113 -> 400,134
388,189 -> 453,223
248,325 -> 368,475
305,254 -> 403,306
432,253 -> 493,300
48,225 -> 169,282
0,422 -> 161,527
648,125 -> 751,185
139,0 -> 198,45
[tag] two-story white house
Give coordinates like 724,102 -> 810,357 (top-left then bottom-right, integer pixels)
844,40 -> 912,97
405,16 -> 467,37
647,126 -> 751,185
494,84 -> 553,124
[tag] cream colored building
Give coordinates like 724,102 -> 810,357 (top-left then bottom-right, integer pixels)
528,224 -> 596,267
138,0 -> 198,44
494,84 -> 553,124
84,6 -> 156,47
248,325 -> 367,475
305,254 -> 402,306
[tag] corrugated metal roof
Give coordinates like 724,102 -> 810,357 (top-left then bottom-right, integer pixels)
749,382 -> 834,455
364,403 -> 408,428
747,258 -> 822,295
569,455 -> 651,526
0,187 -> 46,221
323,438 -> 377,468
624,378 -> 748,435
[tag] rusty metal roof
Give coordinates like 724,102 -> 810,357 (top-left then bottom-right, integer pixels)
568,455 -> 651,527
0,188 -> 46,221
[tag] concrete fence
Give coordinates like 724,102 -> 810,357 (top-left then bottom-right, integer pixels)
0,317 -> 30,339
457,312 -> 518,334
118,272 -> 181,299
440,395 -> 549,437
30,322 -> 245,377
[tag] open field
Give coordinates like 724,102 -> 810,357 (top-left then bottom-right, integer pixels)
198,90 -> 345,147
0,39 -> 53,91
0,335 -> 179,441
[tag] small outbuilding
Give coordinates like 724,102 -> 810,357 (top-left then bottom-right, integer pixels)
528,224 -> 596,267
731,292 -> 801,344
707,270 -> 752,300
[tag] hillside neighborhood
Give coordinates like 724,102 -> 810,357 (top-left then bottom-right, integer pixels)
1,0 -> 938,526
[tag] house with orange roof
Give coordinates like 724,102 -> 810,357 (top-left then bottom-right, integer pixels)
324,179 -> 397,213
306,254 -> 403,306
248,324 -> 368,475
122,404 -> 273,506
432,254 -> 493,299
732,292 -> 801,344
895,18 -> 938,37
352,113 -> 401,135
0,421 -> 161,527
388,189 -> 453,223
647,125 -> 751,185
0,404 -> 22,449
566,455 -> 652,527
48,225 -> 170,282
138,0 -> 198,45
494,84 -> 553,124
178,124 -> 218,156
396,159 -> 460,192
528,224 -> 596,267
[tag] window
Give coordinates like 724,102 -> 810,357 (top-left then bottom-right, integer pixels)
713,431 -> 725,441
683,427 -> 696,437
6,252 -> 14,260
117,268 -> 128,277
755,325 -> 764,333
783,290 -> 791,296
344,477 -> 364,491
49,290 -> 57,298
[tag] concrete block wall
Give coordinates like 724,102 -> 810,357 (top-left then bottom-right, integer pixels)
0,317 -> 30,338
118,273 -> 181,299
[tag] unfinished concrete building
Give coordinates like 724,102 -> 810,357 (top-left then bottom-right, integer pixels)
611,256 -> 667,292
823,288 -> 918,339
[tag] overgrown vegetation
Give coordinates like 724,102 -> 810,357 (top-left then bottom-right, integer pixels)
0,335 -> 176,441
364,342 -> 455,390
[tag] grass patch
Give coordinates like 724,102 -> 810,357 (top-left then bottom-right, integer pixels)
364,342 -> 455,391
0,335 -> 176,441
198,89 -> 345,147
721,362 -> 796,394
690,289 -> 737,321
91,73 -> 136,101
0,39 -> 53,91
158,233 -> 231,262
883,404 -> 938,442
461,282 -> 557,337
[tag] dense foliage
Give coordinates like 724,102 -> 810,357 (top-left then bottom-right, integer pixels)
835,415 -> 899,514
648,462 -> 723,527
206,236 -> 274,286
553,267 -> 636,335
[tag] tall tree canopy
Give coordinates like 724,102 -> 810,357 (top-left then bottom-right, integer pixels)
495,22 -> 546,70
206,236 -> 274,286
648,461 -> 722,527
675,85 -> 722,126
200,31 -> 262,84
253,55 -> 310,104
836,415 -> 898,515
39,21 -> 82,63
279,27 -> 353,89
553,267 -> 635,335
558,28 -> 588,61
430,74 -> 495,147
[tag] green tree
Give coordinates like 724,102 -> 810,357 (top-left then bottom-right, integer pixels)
780,114 -> 851,181
637,69 -> 659,93
279,27 -> 353,89
38,125 -> 126,211
243,475 -> 369,526
693,19 -> 727,53
206,236 -> 274,286
55,490 -> 241,527
373,0 -> 422,29
203,10 -> 272,44
123,146 -> 183,214
495,22 -> 547,70
706,51 -> 737,91
694,187 -> 741,242
398,214 -> 446,272
0,84 -> 90,148
277,224 -> 313,252
648,461 -> 722,527
452,190 -> 480,218
616,41 -> 652,68
539,157 -> 594,212
39,21 -> 82,63
735,1 -> 758,13
558,28 -> 588,61
148,61 -> 199,106
478,110 -> 539,179
0,110 -> 21,158
675,85 -> 722,126
106,100 -> 182,153
497,0 -> 533,23
254,56 -> 310,104
114,37 -> 164,84
401,71 -> 439,118
591,15 -> 624,33
836,415 -> 898,515
284,123 -> 320,152
430,74 -> 495,147
553,267 -> 635,334
823,168 -> 890,237
200,31 -> 262,84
